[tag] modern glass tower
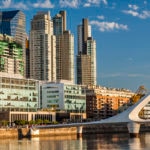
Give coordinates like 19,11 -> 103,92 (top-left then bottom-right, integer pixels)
77,18 -> 97,85
30,11 -> 56,81
0,10 -> 26,77
53,11 -> 74,83
0,10 -> 26,44
53,10 -> 66,35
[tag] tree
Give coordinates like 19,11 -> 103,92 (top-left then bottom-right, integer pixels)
29,120 -> 35,125
14,120 -> 26,125
1,120 -> 8,126
35,119 -> 43,124
43,119 -> 50,124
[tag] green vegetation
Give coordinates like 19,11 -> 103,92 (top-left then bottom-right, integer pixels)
0,39 -> 24,75
1,120 -> 9,126
13,119 -> 58,126
14,120 -> 28,125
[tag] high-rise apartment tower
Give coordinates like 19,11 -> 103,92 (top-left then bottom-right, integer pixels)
30,11 -> 56,81
53,11 -> 74,83
0,34 -> 24,78
77,18 -> 96,85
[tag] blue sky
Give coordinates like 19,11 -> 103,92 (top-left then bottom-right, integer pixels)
1,0 -> 150,92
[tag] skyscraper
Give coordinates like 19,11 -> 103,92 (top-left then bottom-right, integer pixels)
30,11 -> 56,81
0,10 -> 26,45
53,10 -> 66,35
0,10 -> 26,77
77,18 -> 97,85
53,11 -> 74,83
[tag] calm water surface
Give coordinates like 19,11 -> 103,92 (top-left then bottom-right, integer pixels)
0,133 -> 150,150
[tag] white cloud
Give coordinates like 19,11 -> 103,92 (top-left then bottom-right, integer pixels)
59,0 -> 79,8
1,0 -> 28,9
83,0 -> 107,7
13,2 -> 28,9
108,73 -> 122,77
1,0 -> 54,9
97,15 -> 105,20
87,0 -> 100,5
140,11 -> 150,19
123,10 -> 150,19
2,0 -> 11,8
99,73 -> 121,78
123,10 -> 139,17
127,74 -> 150,78
102,0 -> 107,5
123,3 -> 150,19
128,4 -> 139,10
33,0 -> 54,8
100,72 -> 150,78
90,20 -> 128,32
144,1 -> 147,5
84,3 -> 91,7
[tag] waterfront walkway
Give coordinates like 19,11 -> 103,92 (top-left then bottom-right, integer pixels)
35,93 -> 150,137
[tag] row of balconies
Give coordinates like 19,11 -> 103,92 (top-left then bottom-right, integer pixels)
2,97 -> 37,102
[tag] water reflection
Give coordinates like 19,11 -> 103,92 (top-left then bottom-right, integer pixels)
0,133 -> 150,150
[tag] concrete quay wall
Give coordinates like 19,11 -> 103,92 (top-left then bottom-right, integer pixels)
83,123 -> 150,134
0,123 -> 150,139
38,127 -> 77,137
0,127 -> 77,139
0,128 -> 31,139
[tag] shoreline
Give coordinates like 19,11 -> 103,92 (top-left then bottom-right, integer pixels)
0,123 -> 150,139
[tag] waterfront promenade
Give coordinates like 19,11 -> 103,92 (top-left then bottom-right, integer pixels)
1,92 -> 150,139
0,123 -> 150,139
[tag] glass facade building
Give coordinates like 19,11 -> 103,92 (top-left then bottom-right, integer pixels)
0,76 -> 39,112
40,80 -> 86,113
0,10 -> 26,45
53,10 -> 66,35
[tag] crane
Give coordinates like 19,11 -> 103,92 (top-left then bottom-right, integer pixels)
118,86 -> 147,115
131,85 -> 147,104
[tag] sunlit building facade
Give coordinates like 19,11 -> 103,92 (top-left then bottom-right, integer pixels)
30,11 -> 56,81
85,86 -> 134,119
0,111 -> 56,124
40,80 -> 86,113
77,18 -> 96,85
0,76 -> 39,112
0,34 -> 24,77
53,11 -> 74,83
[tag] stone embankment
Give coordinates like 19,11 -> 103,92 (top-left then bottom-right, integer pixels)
0,123 -> 150,139
0,127 -> 77,139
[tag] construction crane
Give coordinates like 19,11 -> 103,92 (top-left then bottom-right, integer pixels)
118,86 -> 147,115
131,85 -> 147,104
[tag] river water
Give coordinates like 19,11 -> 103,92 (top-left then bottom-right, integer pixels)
0,132 -> 150,150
